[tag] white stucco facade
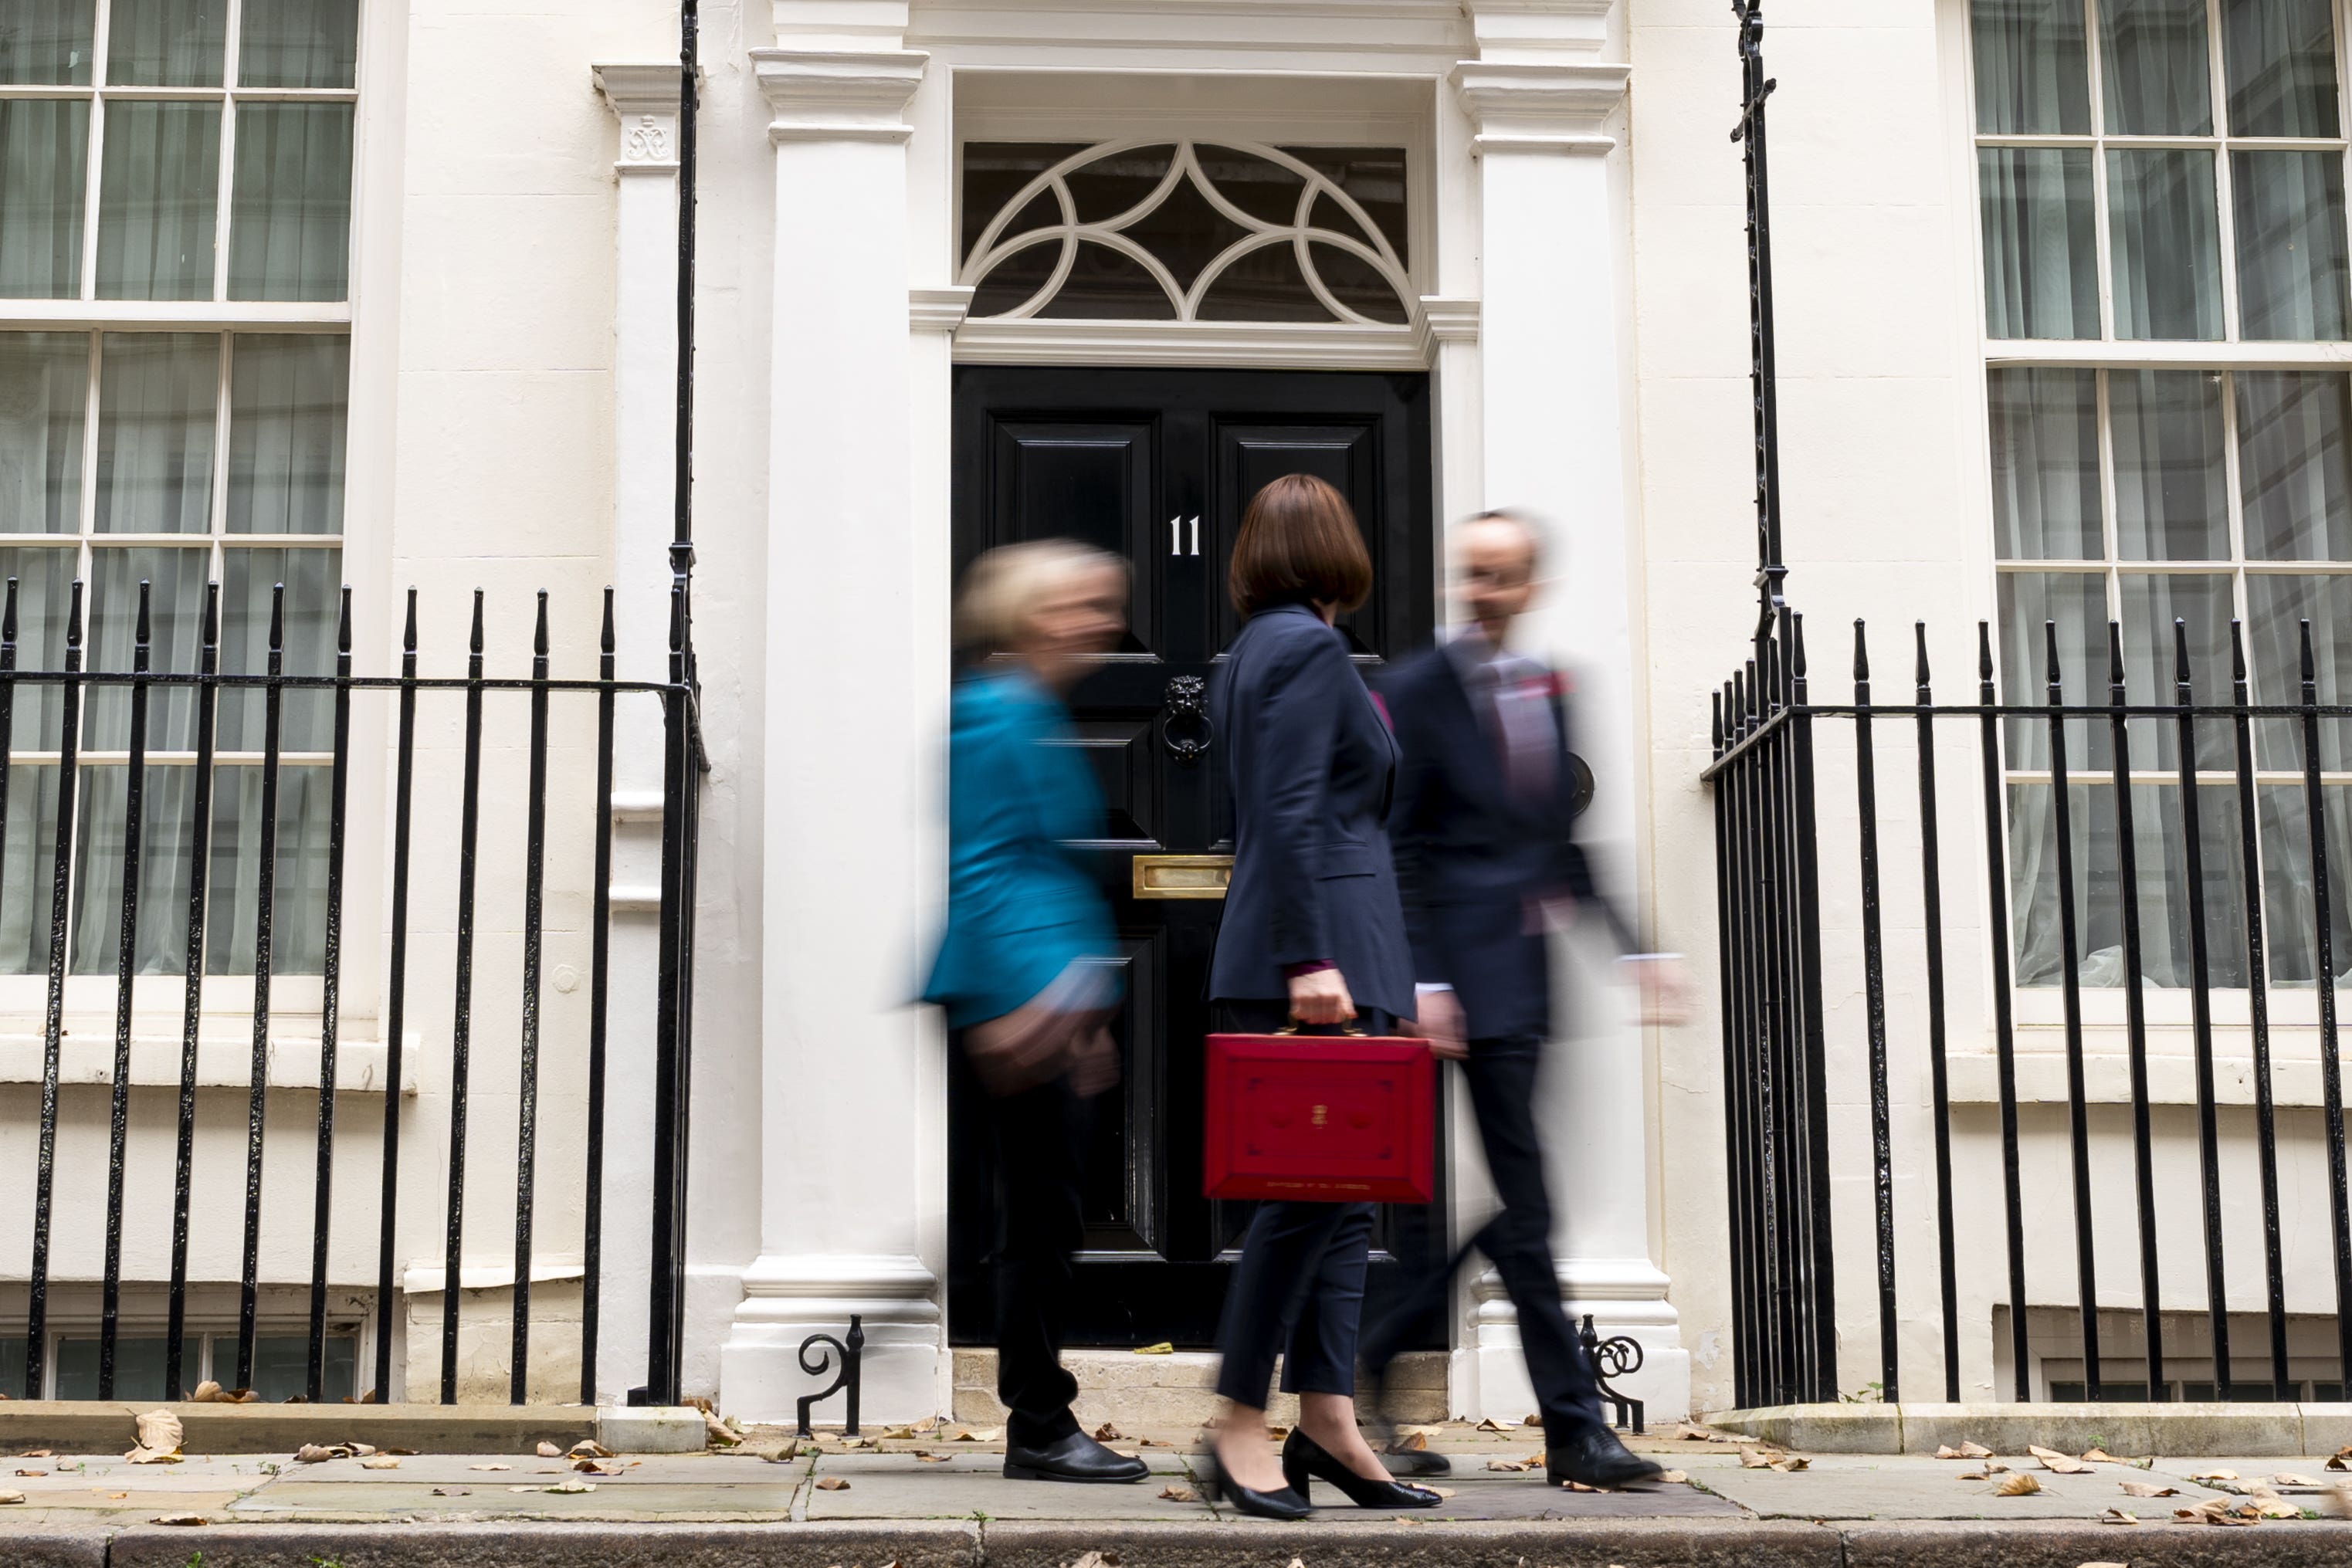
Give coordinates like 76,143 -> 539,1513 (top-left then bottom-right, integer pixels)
6,0 -> 2351,1424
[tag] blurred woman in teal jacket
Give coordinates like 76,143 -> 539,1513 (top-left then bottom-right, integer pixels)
923,539 -> 1144,1486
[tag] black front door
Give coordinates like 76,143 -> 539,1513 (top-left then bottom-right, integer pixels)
947,365 -> 1435,1348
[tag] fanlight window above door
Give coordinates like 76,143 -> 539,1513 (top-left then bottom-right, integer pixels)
958,141 -> 1413,326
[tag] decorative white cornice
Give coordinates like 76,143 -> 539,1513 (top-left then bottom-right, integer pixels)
910,286 -> 975,334
1418,296 -> 1481,345
752,48 -> 928,145
1467,0 -> 1614,62
594,62 -> 688,175
1451,58 -> 1631,157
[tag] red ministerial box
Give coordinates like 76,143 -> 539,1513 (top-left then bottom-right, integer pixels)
1202,1032 -> 1435,1203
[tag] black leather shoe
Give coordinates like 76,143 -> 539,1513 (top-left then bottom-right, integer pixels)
1280,1427 -> 1444,1509
1002,1431 -> 1149,1483
1383,1441 -> 1453,1478
1546,1428 -> 1666,1489
1197,1451 -> 1312,1521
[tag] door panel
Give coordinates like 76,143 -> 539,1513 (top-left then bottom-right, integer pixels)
950,365 -> 1435,1347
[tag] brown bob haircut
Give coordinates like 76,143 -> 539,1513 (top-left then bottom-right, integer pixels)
1227,473 -> 1374,618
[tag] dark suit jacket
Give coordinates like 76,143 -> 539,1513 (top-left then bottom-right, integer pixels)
1381,642 -> 1632,1041
1206,603 -> 1415,1020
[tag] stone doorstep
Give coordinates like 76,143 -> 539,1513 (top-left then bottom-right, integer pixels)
950,1348 -> 1449,1428
80,1518 -> 2352,1568
1709,1401 -> 2343,1457
0,1401 -> 598,1458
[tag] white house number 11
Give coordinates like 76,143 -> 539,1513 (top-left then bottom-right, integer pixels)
1169,516 -> 1201,557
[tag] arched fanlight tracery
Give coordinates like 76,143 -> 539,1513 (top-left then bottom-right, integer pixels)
957,139 -> 1415,327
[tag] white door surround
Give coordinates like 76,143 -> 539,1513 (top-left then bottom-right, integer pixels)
683,0 -> 1687,1428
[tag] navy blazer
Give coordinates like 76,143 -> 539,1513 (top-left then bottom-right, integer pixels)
1206,603 -> 1415,1020
1381,642 -> 1632,1041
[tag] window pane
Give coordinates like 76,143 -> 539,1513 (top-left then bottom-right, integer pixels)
2119,571 -> 2235,769
0,764 -> 63,974
2238,371 -> 2352,560
55,1337 -> 168,1400
237,0 -> 358,89
206,760 -> 330,974
2232,151 -> 2350,341
1998,570 -> 2110,768
1979,149 -> 2100,339
2258,782 -> 2352,986
105,0 -> 224,88
229,104 -> 352,302
0,334 -> 88,534
0,100 -> 90,298
0,2 -> 95,84
2225,0 -> 2340,137
2135,783 -> 2251,987
2108,150 -> 2225,341
96,332 -> 217,533
2018,782 -> 2249,991
250,1335 -> 354,1401
229,336 -> 346,534
1990,368 -> 2103,558
73,760 -> 198,976
0,1335 -> 21,1395
219,544 -> 337,753
2245,574 -> 2352,768
96,100 -> 221,300
1973,0 -> 2093,133
2111,370 -> 2228,560
84,545 -> 211,749
0,546 -> 79,748
2100,0 -> 2215,134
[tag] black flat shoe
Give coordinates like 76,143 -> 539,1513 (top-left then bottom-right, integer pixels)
1280,1427 -> 1444,1509
1002,1431 -> 1149,1483
1196,1451 -> 1312,1521
1545,1428 -> 1665,1490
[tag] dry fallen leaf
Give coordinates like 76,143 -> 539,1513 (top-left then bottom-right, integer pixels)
1069,1554 -> 1117,1568
188,1380 -> 226,1403
1676,1424 -> 1717,1442
0,1491 -> 21,1505
1771,1457 -> 1810,1473
1938,1440 -> 1994,1460
1158,1483 -> 1196,1502
2328,1446 -> 2352,1472
1738,1447 -> 1774,1469
467,1462 -> 510,1471
543,1480 -> 595,1495
15,1451 -> 49,1460
293,1445 -> 339,1464
913,1452 -> 949,1464
347,1442 -> 378,1458
2099,1511 -> 2140,1527
431,1486 -> 469,1497
880,1425 -> 917,1441
104,1492 -> 127,1500
2120,1479 -> 2179,1498
1428,1485 -> 1457,1499
2082,1448 -> 2125,1464
569,1440 -> 614,1459
1995,1472 -> 2043,1496
149,1513 -> 208,1526
1476,1417 -> 1516,1433
2031,1444 -> 2093,1474
1523,1413 -> 1542,1427
2190,1468 -> 2240,1482
1485,1458 -> 1528,1472
912,1417 -> 940,1434
358,1455 -> 401,1471
536,1441 -> 563,1458
1093,1423 -> 1124,1441
13,1470 -> 42,1478
1139,1438 -> 1169,1448
2269,1472 -> 2325,1489
815,1476 -> 851,1491
1133,1341 -> 1174,1355
1659,1469 -> 1689,1484
1265,1426 -> 1291,1441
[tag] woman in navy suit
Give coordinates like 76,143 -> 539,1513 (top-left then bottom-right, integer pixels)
1200,475 -> 1441,1519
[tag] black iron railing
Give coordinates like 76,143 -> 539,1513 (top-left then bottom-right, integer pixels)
1703,608 -> 2352,1408
1,574 -> 703,1407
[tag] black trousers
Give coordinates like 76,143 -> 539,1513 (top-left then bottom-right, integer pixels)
1209,1001 -> 1391,1409
1362,1033 -> 1608,1450
959,1035 -> 1091,1448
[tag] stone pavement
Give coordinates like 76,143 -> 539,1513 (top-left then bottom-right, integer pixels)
4,1421 -> 2351,1566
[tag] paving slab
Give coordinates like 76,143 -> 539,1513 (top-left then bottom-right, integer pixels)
805,1449 -> 1212,1521
1689,1452 -> 2234,1520
0,1401 -> 597,1457
1289,1473 -> 1747,1522
233,1479 -> 806,1519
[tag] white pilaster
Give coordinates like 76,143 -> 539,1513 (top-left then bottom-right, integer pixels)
1450,7 -> 1690,1424
589,61 -> 686,1406
719,33 -> 944,1425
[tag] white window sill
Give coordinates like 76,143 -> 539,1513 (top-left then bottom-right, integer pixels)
1948,1041 -> 2330,1107
0,1035 -> 413,1094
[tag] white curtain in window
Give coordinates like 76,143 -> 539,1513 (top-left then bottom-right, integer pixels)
0,765 -> 63,976
0,2 -> 95,84
2259,783 -> 2352,984
0,334 -> 86,534
95,100 -> 219,301
72,763 -> 198,977
1989,367 -> 2103,558
2246,574 -> 2352,770
1971,0 -> 2091,133
83,544 -> 210,749
2110,370 -> 2228,560
2224,0 -> 2340,137
217,544 -> 337,753
2238,371 -> 2352,560
0,100 -> 89,297
2117,571 -> 2234,770
204,762 -> 329,975
2108,150 -> 2225,341
227,335 -> 347,533
0,546 -> 76,747
2010,782 -> 2249,990
236,0 -> 358,90
1998,570 -> 2110,769
95,333 -> 216,533
2101,0 -> 2213,134
2232,151 -> 2349,340
104,0 -> 224,88
1980,149 -> 2100,339
228,104 -> 351,301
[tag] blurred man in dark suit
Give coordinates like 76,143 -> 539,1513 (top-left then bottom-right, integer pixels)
1363,510 -> 1676,1492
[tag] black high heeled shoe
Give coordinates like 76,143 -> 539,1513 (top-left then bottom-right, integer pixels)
1196,1448 -> 1312,1522
1279,1427 -> 1444,1509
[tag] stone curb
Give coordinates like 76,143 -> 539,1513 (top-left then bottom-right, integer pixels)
105,1520 -> 980,1568
977,1518 -> 1839,1568
1838,1519 -> 2352,1566
0,1526 -> 110,1567
0,1403 -> 599,1458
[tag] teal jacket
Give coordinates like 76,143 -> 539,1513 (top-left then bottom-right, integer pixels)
921,667 -> 1121,1030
